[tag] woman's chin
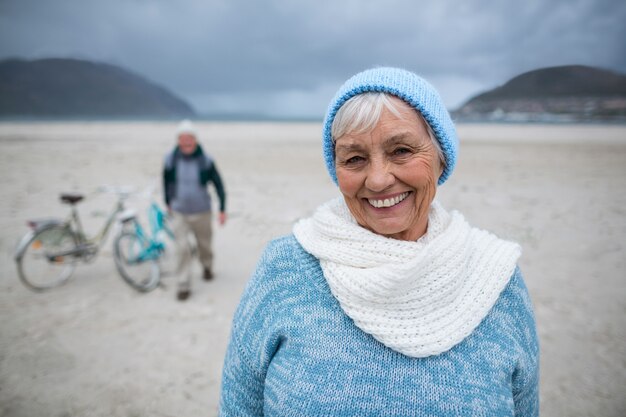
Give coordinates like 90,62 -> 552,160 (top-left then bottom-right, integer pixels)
359,218 -> 413,240
357,204 -> 418,240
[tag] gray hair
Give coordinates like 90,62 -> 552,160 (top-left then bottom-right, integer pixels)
331,92 -> 445,169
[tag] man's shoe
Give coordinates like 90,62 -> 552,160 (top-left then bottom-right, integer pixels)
203,268 -> 214,281
177,288 -> 191,301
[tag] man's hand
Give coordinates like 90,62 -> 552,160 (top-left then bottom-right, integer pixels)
218,211 -> 227,226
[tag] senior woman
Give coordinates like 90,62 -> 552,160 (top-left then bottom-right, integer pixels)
219,67 -> 539,416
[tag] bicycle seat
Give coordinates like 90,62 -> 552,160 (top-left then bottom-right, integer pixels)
60,193 -> 84,205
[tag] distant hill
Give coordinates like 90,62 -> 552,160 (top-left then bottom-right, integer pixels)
454,65 -> 626,122
0,58 -> 195,118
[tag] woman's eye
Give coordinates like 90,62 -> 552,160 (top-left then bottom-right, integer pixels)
345,155 -> 364,164
393,147 -> 411,156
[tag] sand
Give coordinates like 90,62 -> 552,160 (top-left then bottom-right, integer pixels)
0,121 -> 625,417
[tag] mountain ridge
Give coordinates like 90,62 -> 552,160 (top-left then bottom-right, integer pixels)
0,58 -> 195,118
454,65 -> 626,122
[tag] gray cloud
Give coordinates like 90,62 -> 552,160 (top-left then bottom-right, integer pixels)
1,0 -> 625,117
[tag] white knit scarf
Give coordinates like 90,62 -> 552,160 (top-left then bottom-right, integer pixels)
293,198 -> 521,358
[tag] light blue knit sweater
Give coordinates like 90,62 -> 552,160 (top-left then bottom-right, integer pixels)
219,235 -> 539,416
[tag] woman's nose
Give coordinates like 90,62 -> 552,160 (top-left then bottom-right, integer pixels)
365,158 -> 394,192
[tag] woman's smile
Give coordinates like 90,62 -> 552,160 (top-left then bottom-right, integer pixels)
366,191 -> 411,209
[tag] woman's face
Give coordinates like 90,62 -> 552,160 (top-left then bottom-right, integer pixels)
334,97 -> 442,241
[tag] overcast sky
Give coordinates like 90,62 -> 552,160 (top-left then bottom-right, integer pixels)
1,0 -> 625,118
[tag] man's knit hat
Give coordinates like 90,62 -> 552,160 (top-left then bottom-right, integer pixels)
177,119 -> 197,137
322,67 -> 458,185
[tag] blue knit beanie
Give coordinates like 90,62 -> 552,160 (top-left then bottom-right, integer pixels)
322,67 -> 458,186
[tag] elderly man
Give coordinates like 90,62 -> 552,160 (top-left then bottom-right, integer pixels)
163,120 -> 227,301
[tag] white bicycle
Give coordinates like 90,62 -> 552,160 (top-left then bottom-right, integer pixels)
14,186 -> 169,292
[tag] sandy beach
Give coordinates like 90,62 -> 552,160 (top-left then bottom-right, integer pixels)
0,121 -> 625,417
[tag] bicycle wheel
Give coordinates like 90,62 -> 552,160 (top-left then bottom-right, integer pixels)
16,225 -> 78,291
113,231 -> 160,292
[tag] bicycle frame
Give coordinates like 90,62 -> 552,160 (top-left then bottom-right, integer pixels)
118,203 -> 171,264
16,192 -> 128,262
69,197 -> 125,248
130,222 -> 164,262
148,202 -> 174,241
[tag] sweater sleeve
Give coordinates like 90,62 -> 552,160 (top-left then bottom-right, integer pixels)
219,337 -> 265,416
219,239 -> 290,416
208,162 -> 226,212
509,268 -> 540,417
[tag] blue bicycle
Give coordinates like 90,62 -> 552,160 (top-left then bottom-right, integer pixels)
113,202 -> 174,292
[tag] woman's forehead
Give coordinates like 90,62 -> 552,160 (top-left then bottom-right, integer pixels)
340,104 -> 427,140
335,130 -> 430,155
